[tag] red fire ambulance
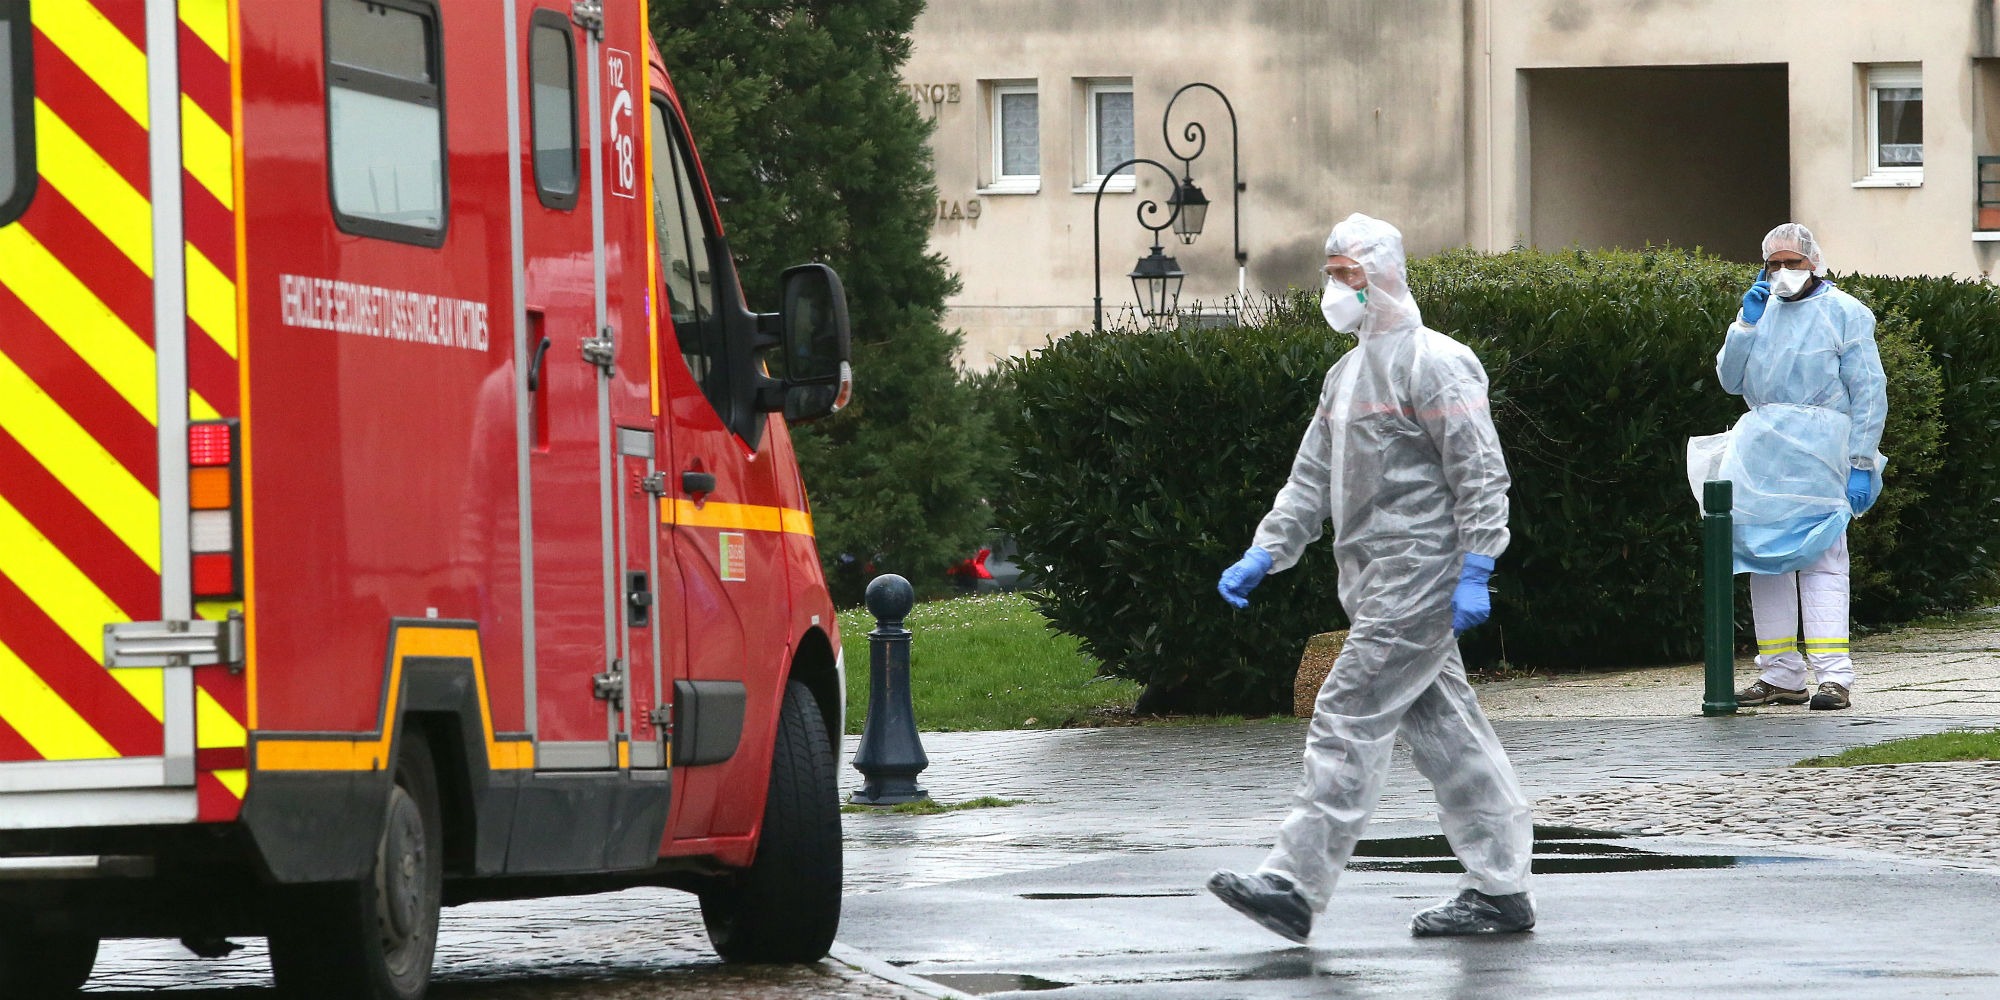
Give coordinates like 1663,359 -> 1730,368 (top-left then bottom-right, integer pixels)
0,0 -> 855,996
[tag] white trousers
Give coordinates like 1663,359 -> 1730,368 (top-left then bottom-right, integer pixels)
1749,533 -> 1853,690
1259,613 -> 1533,912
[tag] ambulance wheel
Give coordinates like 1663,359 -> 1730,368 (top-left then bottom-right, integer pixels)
0,926 -> 98,997
269,732 -> 443,1000
700,680 -> 843,963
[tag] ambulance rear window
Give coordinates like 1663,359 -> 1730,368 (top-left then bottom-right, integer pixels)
324,0 -> 446,245
1,0 -> 33,227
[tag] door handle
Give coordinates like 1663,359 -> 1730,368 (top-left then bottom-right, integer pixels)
681,471 -> 717,495
527,336 -> 553,391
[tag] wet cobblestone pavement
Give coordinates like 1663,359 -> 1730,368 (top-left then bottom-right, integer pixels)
1535,759 -> 2000,868
84,713 -> 1973,995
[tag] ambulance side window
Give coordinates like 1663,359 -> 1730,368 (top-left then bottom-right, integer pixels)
0,0 -> 33,227
324,0 -> 446,246
527,11 -> 577,209
650,101 -> 731,423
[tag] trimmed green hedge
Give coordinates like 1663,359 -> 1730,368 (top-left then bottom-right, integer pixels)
1000,248 -> 1980,713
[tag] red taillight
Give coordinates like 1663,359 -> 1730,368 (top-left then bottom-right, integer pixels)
192,553 -> 235,596
188,420 -> 242,599
189,422 -> 233,466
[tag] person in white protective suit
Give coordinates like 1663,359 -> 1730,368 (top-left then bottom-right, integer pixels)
1206,214 -> 1535,943
1694,223 -> 1886,712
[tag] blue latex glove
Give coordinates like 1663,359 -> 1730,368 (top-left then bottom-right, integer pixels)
1217,547 -> 1274,609
1846,468 -> 1874,513
1452,553 -> 1497,634
1740,279 -> 1772,324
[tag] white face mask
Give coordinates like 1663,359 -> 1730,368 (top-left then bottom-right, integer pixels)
1769,267 -> 1812,299
1321,281 -> 1368,333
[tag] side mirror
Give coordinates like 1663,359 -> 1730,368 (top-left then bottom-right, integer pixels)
762,263 -> 853,422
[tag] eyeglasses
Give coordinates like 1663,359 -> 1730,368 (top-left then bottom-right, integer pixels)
1763,257 -> 1812,272
1320,263 -> 1366,283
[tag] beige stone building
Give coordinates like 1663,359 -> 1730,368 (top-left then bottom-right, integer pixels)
906,1 -> 2000,368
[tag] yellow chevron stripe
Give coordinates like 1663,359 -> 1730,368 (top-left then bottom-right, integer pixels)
0,349 -> 162,573
179,0 -> 230,59
0,227 -> 158,424
33,102 -> 152,277
180,95 -> 233,210
0,492 -> 164,719
0,636 -> 119,761
186,245 -> 238,358
667,499 -> 816,535
32,0 -> 149,128
196,691 -> 247,749
214,768 -> 247,797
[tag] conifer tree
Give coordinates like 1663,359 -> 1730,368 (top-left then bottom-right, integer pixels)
650,0 -> 995,604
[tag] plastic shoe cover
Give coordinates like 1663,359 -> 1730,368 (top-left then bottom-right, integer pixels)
1409,889 -> 1535,937
1207,870 -> 1312,944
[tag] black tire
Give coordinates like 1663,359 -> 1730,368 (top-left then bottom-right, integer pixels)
0,926 -> 98,998
269,731 -> 443,1000
700,680 -> 843,963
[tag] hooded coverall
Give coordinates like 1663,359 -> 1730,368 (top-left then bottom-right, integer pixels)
1250,214 -> 1533,910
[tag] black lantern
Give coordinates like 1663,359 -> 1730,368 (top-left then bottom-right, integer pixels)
1168,178 -> 1209,245
1128,245 -> 1184,326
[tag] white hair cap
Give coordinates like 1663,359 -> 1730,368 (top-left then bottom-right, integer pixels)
1761,223 -> 1827,276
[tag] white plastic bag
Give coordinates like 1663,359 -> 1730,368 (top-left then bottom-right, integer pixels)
1685,432 -> 1732,513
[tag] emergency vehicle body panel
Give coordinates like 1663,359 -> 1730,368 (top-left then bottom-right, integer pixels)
0,0 -> 240,828
1,0 -> 841,906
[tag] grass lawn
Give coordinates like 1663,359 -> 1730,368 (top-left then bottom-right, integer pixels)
836,592 -> 1140,734
1795,728 -> 2000,767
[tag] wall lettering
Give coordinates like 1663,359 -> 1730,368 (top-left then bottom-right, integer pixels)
903,82 -> 962,108
935,198 -> 981,224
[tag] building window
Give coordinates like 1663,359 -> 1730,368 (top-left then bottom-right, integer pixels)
325,0 -> 446,244
1085,79 -> 1134,191
987,81 -> 1039,192
1862,63 -> 1922,185
528,11 -> 577,209
0,0 -> 34,227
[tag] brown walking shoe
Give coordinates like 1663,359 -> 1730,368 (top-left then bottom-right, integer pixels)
1809,681 -> 1851,711
1736,679 -> 1808,706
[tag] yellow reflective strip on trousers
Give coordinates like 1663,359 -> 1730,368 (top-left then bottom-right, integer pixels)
0,227 -> 159,424
0,636 -> 120,760
1756,637 -> 1796,652
33,101 -> 153,277
0,349 -> 162,572
0,494 -> 165,719
31,0 -> 149,127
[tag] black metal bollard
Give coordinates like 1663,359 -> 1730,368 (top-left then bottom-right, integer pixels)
849,574 -> 931,805
1702,480 -> 1739,716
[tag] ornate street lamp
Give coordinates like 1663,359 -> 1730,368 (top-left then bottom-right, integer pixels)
1128,244 -> 1185,324
1092,157 -> 1186,333
1162,82 -> 1245,295
1168,179 -> 1209,245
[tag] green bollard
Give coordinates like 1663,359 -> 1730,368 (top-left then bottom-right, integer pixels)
1702,480 -> 1738,716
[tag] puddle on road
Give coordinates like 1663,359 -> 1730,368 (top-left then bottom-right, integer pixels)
923,972 -> 1069,994
1346,827 -> 1816,874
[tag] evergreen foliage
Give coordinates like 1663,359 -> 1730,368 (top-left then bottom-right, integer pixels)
650,1 -> 997,604
1000,248 -> 1980,713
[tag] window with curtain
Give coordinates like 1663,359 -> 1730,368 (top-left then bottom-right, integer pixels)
325,0 -> 446,242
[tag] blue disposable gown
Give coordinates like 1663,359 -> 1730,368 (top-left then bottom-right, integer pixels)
1709,282 -> 1887,574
